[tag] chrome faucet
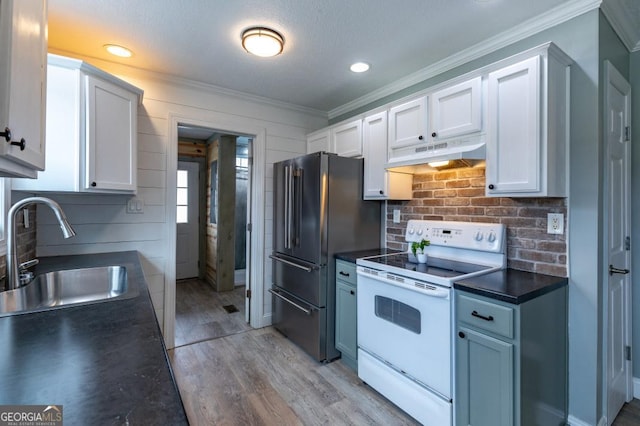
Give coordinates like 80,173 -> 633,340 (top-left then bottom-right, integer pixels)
6,197 -> 76,290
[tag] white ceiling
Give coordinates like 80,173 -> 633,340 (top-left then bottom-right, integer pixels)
48,0 -> 638,115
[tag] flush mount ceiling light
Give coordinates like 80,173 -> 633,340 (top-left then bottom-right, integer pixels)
104,44 -> 133,58
350,62 -> 370,73
241,27 -> 284,57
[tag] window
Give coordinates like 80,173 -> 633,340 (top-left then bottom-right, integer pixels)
176,170 -> 188,224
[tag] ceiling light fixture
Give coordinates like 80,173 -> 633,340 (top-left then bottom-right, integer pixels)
241,27 -> 284,57
350,62 -> 370,73
104,44 -> 133,58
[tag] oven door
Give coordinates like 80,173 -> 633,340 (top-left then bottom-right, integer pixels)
356,267 -> 451,399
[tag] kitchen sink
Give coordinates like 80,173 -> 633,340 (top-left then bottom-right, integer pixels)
0,265 -> 136,316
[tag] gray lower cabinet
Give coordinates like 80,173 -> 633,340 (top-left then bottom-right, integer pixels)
335,259 -> 357,371
455,288 -> 567,426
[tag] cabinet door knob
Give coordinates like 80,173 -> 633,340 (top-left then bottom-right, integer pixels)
379,190 -> 384,195
0,127 -> 11,142
458,331 -> 465,338
91,182 -> 97,187
418,135 -> 424,140
10,138 -> 26,151
488,184 -> 495,190
431,132 -> 437,138
350,290 -> 355,295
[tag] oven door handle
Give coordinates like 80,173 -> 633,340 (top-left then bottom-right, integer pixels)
268,288 -> 312,315
357,268 -> 450,299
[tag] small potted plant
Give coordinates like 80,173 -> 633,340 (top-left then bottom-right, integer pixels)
411,239 -> 430,263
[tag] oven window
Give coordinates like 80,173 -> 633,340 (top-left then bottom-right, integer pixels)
374,296 -> 421,334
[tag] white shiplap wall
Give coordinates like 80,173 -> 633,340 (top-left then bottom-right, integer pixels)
30,51 -> 327,345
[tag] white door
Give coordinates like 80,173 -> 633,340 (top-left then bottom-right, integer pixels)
430,76 -> 482,140
604,61 -> 632,424
176,161 -> 200,279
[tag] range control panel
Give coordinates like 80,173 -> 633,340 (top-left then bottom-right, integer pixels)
405,220 -> 505,253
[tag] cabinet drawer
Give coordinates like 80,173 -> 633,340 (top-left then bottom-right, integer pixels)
457,294 -> 514,339
335,260 -> 357,285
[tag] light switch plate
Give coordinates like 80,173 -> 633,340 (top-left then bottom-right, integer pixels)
393,209 -> 401,224
547,213 -> 564,234
126,197 -> 144,214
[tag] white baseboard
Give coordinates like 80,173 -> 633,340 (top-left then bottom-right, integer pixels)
567,414 -> 597,426
634,376 -> 640,398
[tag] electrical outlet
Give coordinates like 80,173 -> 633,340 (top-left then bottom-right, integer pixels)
547,213 -> 564,235
393,209 -> 401,224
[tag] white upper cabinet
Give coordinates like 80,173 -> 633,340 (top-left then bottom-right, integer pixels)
12,54 -> 143,194
362,111 -> 412,200
387,97 -> 428,164
0,0 -> 47,178
307,128 -> 331,154
332,119 -> 362,158
486,44 -> 571,197
430,76 -> 482,140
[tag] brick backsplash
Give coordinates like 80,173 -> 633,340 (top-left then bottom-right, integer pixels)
386,165 -> 567,277
0,204 -> 37,282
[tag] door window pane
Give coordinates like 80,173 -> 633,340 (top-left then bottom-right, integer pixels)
177,170 -> 189,224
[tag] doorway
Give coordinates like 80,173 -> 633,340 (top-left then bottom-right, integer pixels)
173,124 -> 254,347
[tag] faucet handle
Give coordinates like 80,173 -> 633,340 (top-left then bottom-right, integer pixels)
19,259 -> 39,271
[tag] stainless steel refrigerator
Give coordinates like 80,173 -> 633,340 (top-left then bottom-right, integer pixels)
270,152 -> 381,362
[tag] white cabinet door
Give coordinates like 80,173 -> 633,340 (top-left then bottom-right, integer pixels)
363,112 -> 387,198
307,129 -> 331,154
85,75 -> 138,192
388,97 -> 427,149
486,56 -> 541,194
362,111 -> 412,200
332,119 -> 362,157
0,0 -> 47,177
431,76 -> 482,140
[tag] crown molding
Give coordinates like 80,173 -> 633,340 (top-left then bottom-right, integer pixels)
48,48 -> 329,120
601,0 -> 640,52
328,0 -> 601,120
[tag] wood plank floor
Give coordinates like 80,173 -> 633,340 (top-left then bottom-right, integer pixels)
169,278 -> 419,425
613,398 -> 640,425
175,279 -> 251,347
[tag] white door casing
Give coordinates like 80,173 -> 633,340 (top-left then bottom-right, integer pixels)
176,161 -> 200,279
604,60 -> 632,425
165,115 -> 266,349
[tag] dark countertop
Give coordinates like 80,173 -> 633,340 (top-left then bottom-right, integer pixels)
334,248 -> 400,263
0,251 -> 188,425
454,268 -> 568,304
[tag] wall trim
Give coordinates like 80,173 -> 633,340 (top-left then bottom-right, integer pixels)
601,0 -> 640,52
567,415 -> 597,426
328,0 -> 600,119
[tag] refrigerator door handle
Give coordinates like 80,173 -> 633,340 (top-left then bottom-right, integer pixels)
293,168 -> 303,247
284,165 -> 291,249
269,254 -> 313,272
269,288 -> 312,315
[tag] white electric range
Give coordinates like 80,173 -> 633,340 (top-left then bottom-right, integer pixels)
356,220 -> 506,426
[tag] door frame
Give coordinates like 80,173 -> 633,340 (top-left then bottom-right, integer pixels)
165,113 -> 267,349
603,60 -> 632,423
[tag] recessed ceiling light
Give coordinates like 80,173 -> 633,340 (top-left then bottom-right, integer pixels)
350,62 -> 370,73
241,27 -> 284,57
104,44 -> 133,58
